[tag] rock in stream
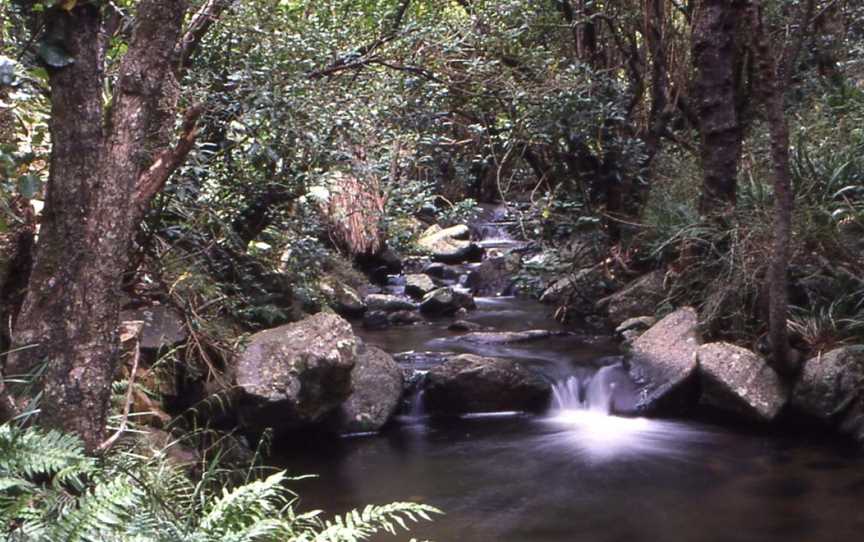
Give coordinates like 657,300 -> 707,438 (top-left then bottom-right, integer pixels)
234,312 -> 358,435
423,354 -> 551,415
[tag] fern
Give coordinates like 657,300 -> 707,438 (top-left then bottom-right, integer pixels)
300,502 -> 441,542
0,423 -> 441,541
0,424 -> 93,482
197,471 -> 292,538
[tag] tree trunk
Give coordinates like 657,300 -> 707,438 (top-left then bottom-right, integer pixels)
747,0 -> 810,377
643,0 -> 668,167
692,0 -> 745,215
6,0 -> 192,451
813,0 -> 843,84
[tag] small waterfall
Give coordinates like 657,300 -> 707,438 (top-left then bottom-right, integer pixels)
551,366 -> 619,414
409,389 -> 427,418
399,369 -> 429,420
472,204 -> 525,250
545,364 -> 693,459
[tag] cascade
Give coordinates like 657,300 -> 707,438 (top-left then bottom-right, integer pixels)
551,366 -> 619,414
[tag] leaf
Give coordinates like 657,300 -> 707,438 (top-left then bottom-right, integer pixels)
17,174 -> 42,199
37,41 -> 75,68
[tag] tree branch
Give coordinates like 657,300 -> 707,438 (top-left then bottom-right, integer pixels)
133,103 -> 204,216
175,0 -> 235,72
97,330 -> 141,454
309,0 -> 413,80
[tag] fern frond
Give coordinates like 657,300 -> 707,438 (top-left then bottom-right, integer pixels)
0,424 -> 93,480
301,502 -> 441,542
197,470 -> 291,537
49,476 -> 143,542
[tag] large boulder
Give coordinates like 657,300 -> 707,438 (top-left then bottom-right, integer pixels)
596,270 -> 666,326
419,287 -> 476,316
364,294 -> 416,312
539,269 -> 586,304
791,346 -> 864,442
428,223 -> 471,240
465,254 -> 521,296
404,274 -> 437,299
402,256 -> 433,275
418,224 -> 484,264
319,279 -> 366,317
697,342 -> 787,422
235,313 -> 358,434
616,316 -> 656,346
627,307 -> 700,414
424,354 -> 551,414
335,346 -> 404,433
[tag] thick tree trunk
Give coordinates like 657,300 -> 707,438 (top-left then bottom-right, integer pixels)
6,1 -> 190,451
692,0 -> 744,215
6,8 -> 111,447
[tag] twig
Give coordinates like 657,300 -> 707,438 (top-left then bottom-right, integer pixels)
97,338 -> 141,453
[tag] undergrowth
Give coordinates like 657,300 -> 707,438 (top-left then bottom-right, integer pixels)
636,86 -> 864,352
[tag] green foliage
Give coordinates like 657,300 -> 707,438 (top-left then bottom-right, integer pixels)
0,53 -> 50,206
0,423 -> 440,542
637,79 -> 864,347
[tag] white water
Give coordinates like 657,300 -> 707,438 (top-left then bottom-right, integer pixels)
547,367 -> 709,461
551,366 -> 619,413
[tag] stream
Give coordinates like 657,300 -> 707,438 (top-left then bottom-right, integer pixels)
277,211 -> 864,542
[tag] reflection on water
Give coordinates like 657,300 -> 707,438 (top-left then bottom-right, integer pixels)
281,413 -> 864,542
282,294 -> 864,542
544,410 -> 714,462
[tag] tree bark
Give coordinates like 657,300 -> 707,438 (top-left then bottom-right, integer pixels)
692,0 -> 745,215
747,0 -> 813,377
5,0 -> 208,451
643,0 -> 668,168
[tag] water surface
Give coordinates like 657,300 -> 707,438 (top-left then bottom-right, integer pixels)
280,290 -> 864,542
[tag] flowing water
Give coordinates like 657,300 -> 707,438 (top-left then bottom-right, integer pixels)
277,209 -> 864,541
276,296 -> 864,542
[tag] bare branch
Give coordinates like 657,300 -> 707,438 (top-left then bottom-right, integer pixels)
175,0 -> 235,71
133,103 -> 204,216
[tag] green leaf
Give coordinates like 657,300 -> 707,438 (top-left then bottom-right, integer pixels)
17,175 -> 42,199
37,42 -> 75,68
